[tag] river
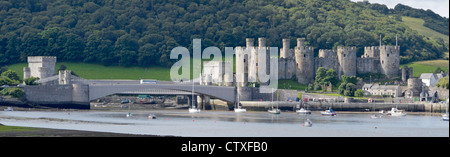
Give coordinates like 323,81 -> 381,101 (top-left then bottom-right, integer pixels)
0,110 -> 448,137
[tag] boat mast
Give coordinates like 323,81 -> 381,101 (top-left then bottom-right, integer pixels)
192,77 -> 195,109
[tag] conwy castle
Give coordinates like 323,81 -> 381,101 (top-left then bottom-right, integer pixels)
201,37 -> 405,87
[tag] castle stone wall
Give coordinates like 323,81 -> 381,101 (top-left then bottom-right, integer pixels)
356,57 -> 380,74
316,49 -> 339,73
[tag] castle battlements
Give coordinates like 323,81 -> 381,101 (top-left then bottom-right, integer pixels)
380,45 -> 400,50
27,56 -> 57,63
235,37 -> 401,86
318,49 -> 337,58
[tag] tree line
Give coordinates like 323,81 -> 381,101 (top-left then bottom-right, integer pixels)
0,0 -> 448,68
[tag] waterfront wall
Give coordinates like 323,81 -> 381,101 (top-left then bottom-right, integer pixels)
23,84 -> 90,109
239,101 -> 446,112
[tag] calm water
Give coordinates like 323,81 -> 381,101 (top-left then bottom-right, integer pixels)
0,110 -> 448,137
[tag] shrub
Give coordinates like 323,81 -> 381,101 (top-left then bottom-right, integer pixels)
0,88 -> 25,98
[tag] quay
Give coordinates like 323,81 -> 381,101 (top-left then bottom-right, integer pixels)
237,101 -> 447,113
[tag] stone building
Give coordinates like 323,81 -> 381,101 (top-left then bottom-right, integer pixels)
23,56 -> 56,80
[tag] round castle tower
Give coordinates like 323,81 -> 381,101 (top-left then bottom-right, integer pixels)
379,45 -> 400,79
295,38 -> 315,84
235,46 -> 248,87
337,46 -> 357,77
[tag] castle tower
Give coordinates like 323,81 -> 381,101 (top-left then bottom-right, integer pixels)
26,56 -> 57,80
280,38 -> 290,59
380,45 -> 400,79
248,38 -> 257,83
58,70 -> 72,85
295,38 -> 315,84
235,47 -> 249,87
256,38 -> 271,85
337,46 -> 357,78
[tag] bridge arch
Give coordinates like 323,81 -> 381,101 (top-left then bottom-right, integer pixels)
89,84 -> 236,103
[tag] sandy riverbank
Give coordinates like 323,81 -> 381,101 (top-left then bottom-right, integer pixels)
0,123 -> 159,137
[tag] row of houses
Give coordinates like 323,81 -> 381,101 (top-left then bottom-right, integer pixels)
361,72 -> 447,102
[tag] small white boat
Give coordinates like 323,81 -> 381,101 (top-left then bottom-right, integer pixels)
303,119 -> 313,127
4,107 -> 13,111
148,114 -> 157,119
296,108 -> 311,114
234,106 -> 247,113
387,108 -> 406,117
268,108 -> 281,114
126,112 -> 132,118
321,108 -> 336,116
189,107 -> 201,113
442,114 -> 449,121
370,114 -> 381,119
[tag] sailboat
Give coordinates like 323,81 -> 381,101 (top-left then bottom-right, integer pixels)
234,89 -> 246,113
268,88 -> 280,114
296,100 -> 311,114
189,79 -> 200,113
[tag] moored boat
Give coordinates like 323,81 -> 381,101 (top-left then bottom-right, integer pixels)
234,106 -> 247,113
148,114 -> 157,119
303,119 -> 313,127
296,108 -> 311,114
387,107 -> 406,117
268,108 -> 281,114
321,108 -> 336,116
442,114 -> 449,121
189,107 -> 201,113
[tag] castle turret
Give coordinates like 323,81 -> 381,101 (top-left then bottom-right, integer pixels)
379,45 -> 400,79
337,46 -> 357,78
246,38 -> 254,48
235,47 -> 248,87
281,38 -> 290,59
248,38 -> 257,83
295,38 -> 315,84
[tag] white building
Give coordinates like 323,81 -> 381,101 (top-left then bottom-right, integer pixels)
419,73 -> 438,87
362,83 -> 401,97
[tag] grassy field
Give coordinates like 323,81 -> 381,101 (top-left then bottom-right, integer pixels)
400,59 -> 449,77
7,62 -> 172,81
401,16 -> 449,44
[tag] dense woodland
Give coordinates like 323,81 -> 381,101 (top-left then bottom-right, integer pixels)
0,0 -> 448,67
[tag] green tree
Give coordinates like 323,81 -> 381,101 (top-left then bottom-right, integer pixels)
355,89 -> 365,97
24,77 -> 40,85
1,70 -> 20,81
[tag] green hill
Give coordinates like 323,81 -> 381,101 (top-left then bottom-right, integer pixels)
7,62 -> 171,81
402,16 -> 449,44
0,0 -> 448,67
